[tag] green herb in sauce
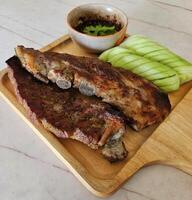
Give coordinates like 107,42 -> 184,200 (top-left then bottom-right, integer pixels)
83,25 -> 116,36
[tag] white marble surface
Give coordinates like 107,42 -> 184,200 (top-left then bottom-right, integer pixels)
0,0 -> 192,199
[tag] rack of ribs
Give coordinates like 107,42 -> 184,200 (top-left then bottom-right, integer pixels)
15,46 -> 171,130
6,56 -> 128,162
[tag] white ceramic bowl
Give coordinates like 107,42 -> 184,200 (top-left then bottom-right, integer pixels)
67,4 -> 128,53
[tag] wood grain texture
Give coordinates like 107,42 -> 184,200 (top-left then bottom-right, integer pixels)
1,35 -> 192,197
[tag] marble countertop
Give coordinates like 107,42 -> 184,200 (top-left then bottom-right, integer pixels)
0,0 -> 192,199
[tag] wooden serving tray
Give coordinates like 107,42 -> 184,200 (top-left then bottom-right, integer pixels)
1,35 -> 192,197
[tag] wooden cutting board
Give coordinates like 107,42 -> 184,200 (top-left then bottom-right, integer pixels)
1,35 -> 192,197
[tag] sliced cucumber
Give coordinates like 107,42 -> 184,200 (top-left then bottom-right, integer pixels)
109,52 -> 179,91
131,62 -> 165,74
168,60 -> 190,68
147,53 -> 176,61
109,53 -> 136,66
153,75 -> 179,86
121,37 -> 149,48
122,41 -> 157,49
107,47 -> 133,58
162,57 -> 182,64
126,62 -> 171,77
144,49 -> 170,57
139,66 -> 173,75
121,35 -> 163,49
139,68 -> 176,80
123,58 -> 152,68
99,34 -> 192,92
99,48 -> 112,61
133,45 -> 165,55
111,54 -> 140,67
120,34 -> 192,84
160,83 -> 180,92
174,66 -> 192,84
153,75 -> 179,92
99,47 -> 133,61
144,72 -> 176,81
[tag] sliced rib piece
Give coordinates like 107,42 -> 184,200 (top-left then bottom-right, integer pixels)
15,46 -> 171,130
6,56 -> 128,162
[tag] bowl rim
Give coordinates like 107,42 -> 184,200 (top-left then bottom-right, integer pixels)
66,3 -> 128,38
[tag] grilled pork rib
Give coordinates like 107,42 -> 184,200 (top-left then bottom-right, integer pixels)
15,46 -> 171,130
6,56 -> 128,162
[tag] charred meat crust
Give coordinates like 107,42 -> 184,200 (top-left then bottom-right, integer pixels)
6,56 -> 128,162
15,46 -> 171,131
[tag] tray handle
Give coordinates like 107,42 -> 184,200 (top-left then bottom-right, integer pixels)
112,88 -> 192,193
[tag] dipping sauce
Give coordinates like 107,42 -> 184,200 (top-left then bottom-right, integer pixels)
75,18 -> 122,36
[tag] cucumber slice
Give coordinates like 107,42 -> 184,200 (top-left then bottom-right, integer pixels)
107,48 -> 133,60
139,67 -> 173,75
100,34 -> 192,91
133,66 -> 175,80
134,45 -> 165,55
121,35 -> 162,49
162,57 -> 182,64
153,75 -> 179,92
160,80 -> 180,88
139,68 -> 176,80
174,66 -> 192,84
121,37 -> 149,48
168,60 -> 190,68
147,52 -> 176,61
160,83 -> 180,92
144,50 -> 181,64
112,54 -> 140,67
144,72 -> 176,81
99,48 -> 112,61
105,51 -> 179,91
179,74 -> 190,84
147,53 -> 186,66
120,34 -> 192,85
131,62 -> 164,74
108,52 -> 130,61
109,53 -> 132,65
153,75 -> 180,92
99,47 -> 133,61
112,54 -> 178,89
122,41 -> 157,49
144,49 -> 172,58
174,65 -> 192,72
153,75 -> 179,87
144,49 -> 188,67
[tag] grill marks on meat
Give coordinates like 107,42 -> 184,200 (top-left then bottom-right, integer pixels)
15,46 -> 171,130
6,56 -> 128,162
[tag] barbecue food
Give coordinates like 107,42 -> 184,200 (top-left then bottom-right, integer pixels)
6,56 -> 128,162
15,46 -> 171,130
